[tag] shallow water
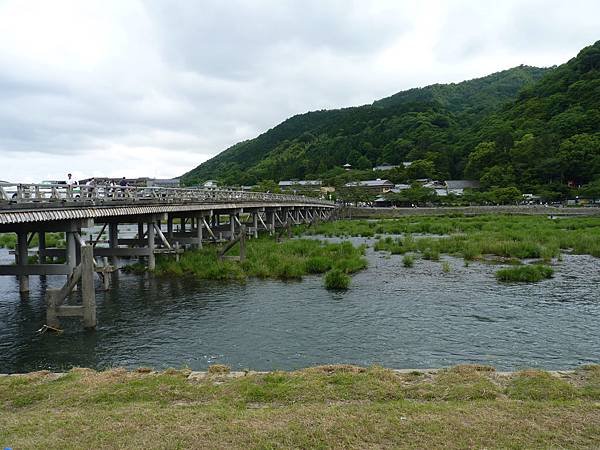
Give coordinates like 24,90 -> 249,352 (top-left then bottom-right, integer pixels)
1,241 -> 599,373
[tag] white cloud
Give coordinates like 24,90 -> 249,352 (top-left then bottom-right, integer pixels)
0,0 -> 598,182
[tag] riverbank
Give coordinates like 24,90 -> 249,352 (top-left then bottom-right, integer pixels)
1,365 -> 599,448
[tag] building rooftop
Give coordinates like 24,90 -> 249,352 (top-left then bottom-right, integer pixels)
445,180 -> 480,189
344,179 -> 394,187
278,180 -> 322,187
373,164 -> 401,171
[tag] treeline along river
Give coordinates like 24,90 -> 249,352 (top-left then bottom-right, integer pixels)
1,234 -> 599,373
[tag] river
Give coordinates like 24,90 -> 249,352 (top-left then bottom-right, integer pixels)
1,240 -> 599,373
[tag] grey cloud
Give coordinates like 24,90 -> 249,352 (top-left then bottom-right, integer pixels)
144,0 -> 409,79
0,0 -> 597,182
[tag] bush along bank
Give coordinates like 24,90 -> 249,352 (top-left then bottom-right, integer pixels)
124,237 -> 367,290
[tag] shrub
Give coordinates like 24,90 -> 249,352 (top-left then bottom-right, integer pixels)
324,269 -> 350,290
496,264 -> 554,283
402,254 -> 414,268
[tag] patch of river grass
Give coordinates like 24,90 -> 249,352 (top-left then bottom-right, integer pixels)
324,269 -> 351,290
140,237 -> 367,289
306,215 -> 600,260
495,264 -> 554,283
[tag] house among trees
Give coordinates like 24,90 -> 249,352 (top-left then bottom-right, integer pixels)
373,163 -> 401,171
423,180 -> 448,196
344,179 -> 395,194
445,180 -> 480,195
278,180 -> 322,193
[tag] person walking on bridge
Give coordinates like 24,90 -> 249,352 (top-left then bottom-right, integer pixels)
66,173 -> 77,186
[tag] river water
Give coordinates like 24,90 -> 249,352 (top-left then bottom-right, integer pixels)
1,240 -> 599,373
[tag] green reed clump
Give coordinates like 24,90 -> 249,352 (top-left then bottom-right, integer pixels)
304,256 -> 332,274
422,247 -> 440,261
146,237 -> 366,284
324,269 -> 351,290
495,264 -> 554,283
442,261 -> 451,273
402,254 -> 414,268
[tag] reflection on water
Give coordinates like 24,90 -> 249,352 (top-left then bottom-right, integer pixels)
1,243 -> 599,373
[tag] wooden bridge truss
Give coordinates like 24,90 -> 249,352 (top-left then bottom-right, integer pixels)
0,183 -> 335,330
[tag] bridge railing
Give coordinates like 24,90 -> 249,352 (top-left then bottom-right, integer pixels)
0,183 -> 334,207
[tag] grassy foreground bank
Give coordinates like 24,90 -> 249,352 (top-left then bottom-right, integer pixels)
1,365 -> 599,448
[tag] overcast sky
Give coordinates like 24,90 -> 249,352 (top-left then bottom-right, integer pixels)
0,0 -> 598,183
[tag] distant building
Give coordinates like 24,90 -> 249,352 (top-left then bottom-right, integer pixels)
78,177 -> 180,188
343,163 -> 352,171
344,179 -> 395,194
278,180 -> 322,192
402,161 -> 413,168
373,164 -> 401,171
203,180 -> 218,188
445,180 -> 480,196
423,180 -> 448,197
147,178 -> 180,188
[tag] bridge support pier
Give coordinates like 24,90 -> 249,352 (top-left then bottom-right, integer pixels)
38,232 -> 46,264
167,216 -> 174,240
229,214 -> 235,241
46,244 -> 96,329
147,219 -> 156,270
16,231 -> 29,293
109,223 -> 120,269
252,212 -> 258,238
196,214 -> 203,249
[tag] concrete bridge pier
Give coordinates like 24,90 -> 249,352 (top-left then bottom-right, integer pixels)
167,215 -> 174,241
229,213 -> 236,241
267,210 -> 275,235
109,222 -> 120,269
195,213 -> 203,249
38,232 -> 46,264
16,231 -> 29,292
147,218 -> 156,270
252,212 -> 258,238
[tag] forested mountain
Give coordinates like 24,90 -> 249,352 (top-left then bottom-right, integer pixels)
182,40 -> 600,197
464,40 -> 600,197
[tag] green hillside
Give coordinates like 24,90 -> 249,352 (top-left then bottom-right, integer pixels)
182,66 -> 548,187
465,40 -> 600,197
183,40 -> 600,196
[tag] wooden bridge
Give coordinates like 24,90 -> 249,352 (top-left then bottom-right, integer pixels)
0,183 -> 336,329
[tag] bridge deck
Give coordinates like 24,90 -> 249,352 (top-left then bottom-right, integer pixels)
0,183 -> 334,226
